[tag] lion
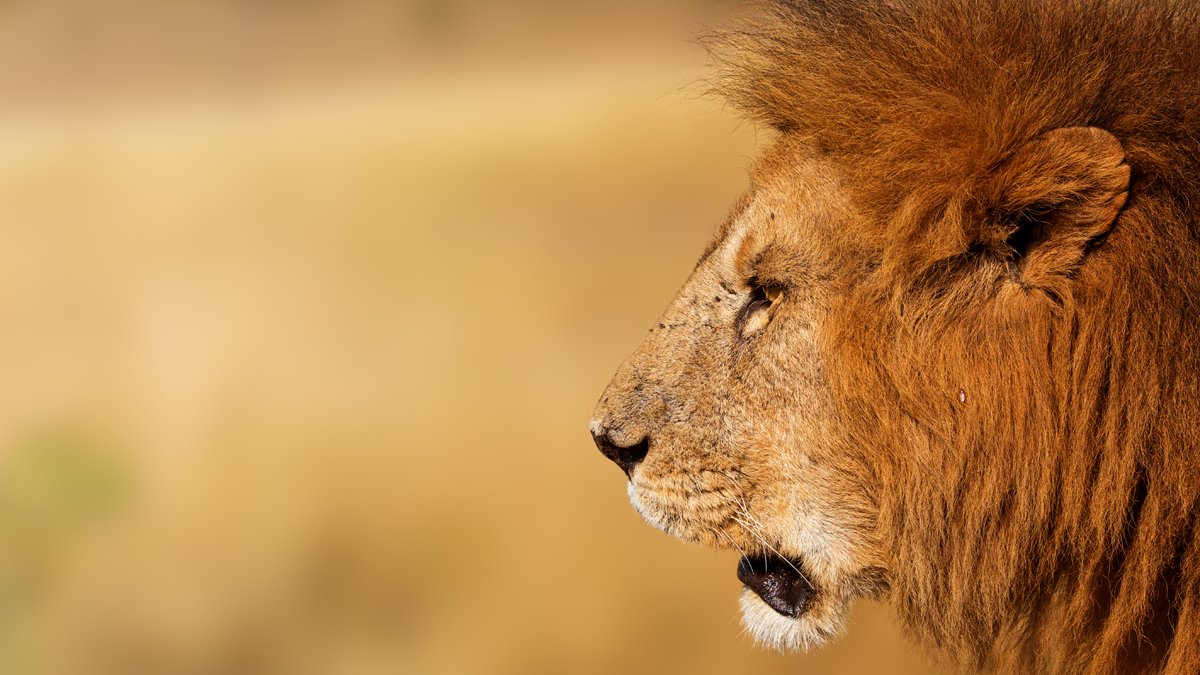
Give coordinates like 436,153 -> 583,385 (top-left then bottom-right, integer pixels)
588,1 -> 1200,672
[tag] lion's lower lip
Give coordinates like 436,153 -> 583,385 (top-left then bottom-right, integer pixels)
737,554 -> 814,618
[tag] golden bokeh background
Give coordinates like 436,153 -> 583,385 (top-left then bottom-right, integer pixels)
1,1 -> 937,673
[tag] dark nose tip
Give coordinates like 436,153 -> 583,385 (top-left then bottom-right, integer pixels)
591,431 -> 650,478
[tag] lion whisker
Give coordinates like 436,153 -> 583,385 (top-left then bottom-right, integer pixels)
727,513 -> 809,582
718,494 -> 811,584
710,525 -> 750,560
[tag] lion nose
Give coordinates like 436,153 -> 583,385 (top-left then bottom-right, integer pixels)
591,429 -> 650,478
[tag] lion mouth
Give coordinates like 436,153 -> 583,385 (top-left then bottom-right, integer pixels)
737,553 -> 815,618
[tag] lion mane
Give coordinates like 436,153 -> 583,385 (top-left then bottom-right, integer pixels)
711,1 -> 1200,672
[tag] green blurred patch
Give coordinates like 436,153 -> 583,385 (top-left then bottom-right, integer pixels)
0,426 -> 132,673
0,427 -> 130,534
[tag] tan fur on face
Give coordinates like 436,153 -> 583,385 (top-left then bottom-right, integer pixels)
594,147 -> 886,649
594,1 -> 1200,673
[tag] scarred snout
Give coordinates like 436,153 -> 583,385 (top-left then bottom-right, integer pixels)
589,287 -> 707,481
589,337 -> 678,479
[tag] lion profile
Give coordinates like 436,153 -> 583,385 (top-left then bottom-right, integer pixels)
589,1 -> 1200,672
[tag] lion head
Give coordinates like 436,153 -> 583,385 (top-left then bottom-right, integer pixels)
590,1 -> 1200,672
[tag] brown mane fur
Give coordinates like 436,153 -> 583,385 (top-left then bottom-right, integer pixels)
713,1 -> 1200,672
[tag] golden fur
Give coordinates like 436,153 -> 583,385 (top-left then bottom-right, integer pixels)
592,1 -> 1200,672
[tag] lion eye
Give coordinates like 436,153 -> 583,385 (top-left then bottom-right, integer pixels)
748,282 -> 784,311
739,281 -> 785,335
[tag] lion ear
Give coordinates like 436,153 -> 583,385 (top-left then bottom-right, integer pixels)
980,126 -> 1130,289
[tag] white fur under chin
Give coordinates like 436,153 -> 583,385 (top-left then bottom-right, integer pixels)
738,589 -> 846,652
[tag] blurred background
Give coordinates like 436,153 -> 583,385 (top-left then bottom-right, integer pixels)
0,1 -> 935,673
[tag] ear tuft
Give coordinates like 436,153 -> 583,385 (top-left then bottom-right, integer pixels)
984,127 -> 1130,289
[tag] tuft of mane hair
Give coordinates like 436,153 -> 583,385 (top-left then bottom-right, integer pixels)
712,2 -> 1200,673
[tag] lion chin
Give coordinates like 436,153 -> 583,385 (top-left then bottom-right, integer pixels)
738,588 -> 847,653
628,483 -> 849,652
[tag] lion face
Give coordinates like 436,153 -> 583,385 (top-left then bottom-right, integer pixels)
591,120 -> 1136,657
590,141 -> 885,649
